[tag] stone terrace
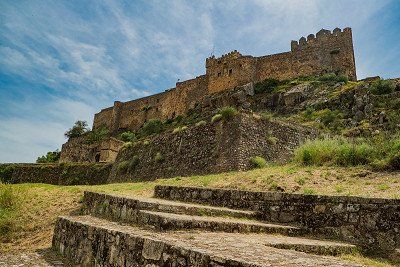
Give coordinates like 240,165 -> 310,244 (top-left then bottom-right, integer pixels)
49,187 -> 396,266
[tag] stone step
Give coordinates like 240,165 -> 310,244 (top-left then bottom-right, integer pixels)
52,215 -> 361,266
83,191 -> 258,222
137,210 -> 305,235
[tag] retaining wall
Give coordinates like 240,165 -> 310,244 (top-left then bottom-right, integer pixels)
0,163 -> 111,185
154,185 -> 400,255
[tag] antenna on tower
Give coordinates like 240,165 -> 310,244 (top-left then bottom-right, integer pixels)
210,45 -> 215,57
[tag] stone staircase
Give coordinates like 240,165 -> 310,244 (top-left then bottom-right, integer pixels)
52,189 -> 364,266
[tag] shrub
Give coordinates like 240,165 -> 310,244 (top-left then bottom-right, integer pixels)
318,73 -> 348,84
254,78 -> 280,94
117,161 -> 129,173
388,151 -> 400,170
266,135 -> 278,145
195,120 -> 207,127
211,114 -> 223,123
122,142 -> 134,149
128,156 -> 140,171
86,125 -> 109,144
173,126 -> 188,134
304,107 -> 315,120
370,79 -> 395,95
36,150 -> 61,163
0,166 -> 14,183
294,136 -> 377,166
143,140 -> 150,145
120,131 -> 136,142
140,119 -> 164,136
260,112 -> 273,122
64,120 -> 89,139
249,156 -> 267,168
142,105 -> 152,111
218,106 -> 238,121
154,152 -> 164,163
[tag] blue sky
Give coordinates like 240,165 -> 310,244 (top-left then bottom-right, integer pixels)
1,0 -> 399,163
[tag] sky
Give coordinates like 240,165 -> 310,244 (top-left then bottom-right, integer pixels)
1,0 -> 399,163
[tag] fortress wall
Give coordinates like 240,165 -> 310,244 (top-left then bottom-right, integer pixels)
93,107 -> 113,130
92,28 -> 356,135
206,51 -> 256,94
256,28 -> 356,82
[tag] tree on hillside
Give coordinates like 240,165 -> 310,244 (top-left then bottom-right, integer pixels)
36,149 -> 61,163
64,120 -> 89,139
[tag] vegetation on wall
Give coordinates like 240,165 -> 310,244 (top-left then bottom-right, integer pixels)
36,150 -> 61,163
369,79 -> 396,95
85,125 -> 109,144
64,120 -> 89,139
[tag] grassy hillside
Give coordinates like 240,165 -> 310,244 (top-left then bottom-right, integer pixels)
1,164 -> 400,267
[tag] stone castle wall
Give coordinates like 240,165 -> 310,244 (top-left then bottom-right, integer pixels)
108,113 -> 316,183
92,27 -> 356,133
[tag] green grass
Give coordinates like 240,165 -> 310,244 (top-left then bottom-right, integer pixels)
0,184 -> 19,242
249,156 -> 267,168
294,135 -> 400,169
217,106 -> 238,121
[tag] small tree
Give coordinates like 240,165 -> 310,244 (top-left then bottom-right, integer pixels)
64,120 -> 89,139
36,149 -> 61,163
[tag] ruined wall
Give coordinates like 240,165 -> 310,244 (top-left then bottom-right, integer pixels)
60,136 -> 123,163
108,113 -> 315,182
91,27 -> 356,135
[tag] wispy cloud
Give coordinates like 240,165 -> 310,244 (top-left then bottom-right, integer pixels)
0,0 -> 399,162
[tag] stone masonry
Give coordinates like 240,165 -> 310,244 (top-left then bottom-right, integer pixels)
92,27 -> 356,134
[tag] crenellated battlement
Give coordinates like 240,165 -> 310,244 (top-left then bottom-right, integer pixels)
291,27 -> 352,51
91,26 -> 356,135
206,50 -> 242,68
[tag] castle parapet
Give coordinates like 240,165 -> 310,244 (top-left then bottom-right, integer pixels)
206,50 -> 242,68
290,27 -> 352,52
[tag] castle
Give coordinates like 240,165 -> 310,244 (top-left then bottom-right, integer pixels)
93,27 -> 356,134
60,27 -> 357,163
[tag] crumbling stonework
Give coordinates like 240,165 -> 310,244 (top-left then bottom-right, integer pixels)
109,113 -> 316,182
92,28 -> 356,134
60,137 -> 124,163
155,185 -> 400,256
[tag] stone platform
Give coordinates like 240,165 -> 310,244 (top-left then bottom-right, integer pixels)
50,187 -> 371,266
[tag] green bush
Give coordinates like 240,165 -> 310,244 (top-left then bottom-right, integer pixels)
266,135 -> 279,145
142,104 -> 152,111
139,119 -> 164,136
154,152 -> 165,163
86,125 -> 109,144
294,136 -> 378,166
370,79 -> 395,95
195,120 -> 207,127
117,161 -> 129,173
128,156 -> 140,171
211,114 -> 223,123
36,149 -> 61,163
254,78 -> 280,94
173,126 -> 188,134
260,112 -> 273,122
64,120 -> 89,139
120,131 -> 136,142
218,106 -> 238,121
0,166 -> 14,183
250,156 -> 267,168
